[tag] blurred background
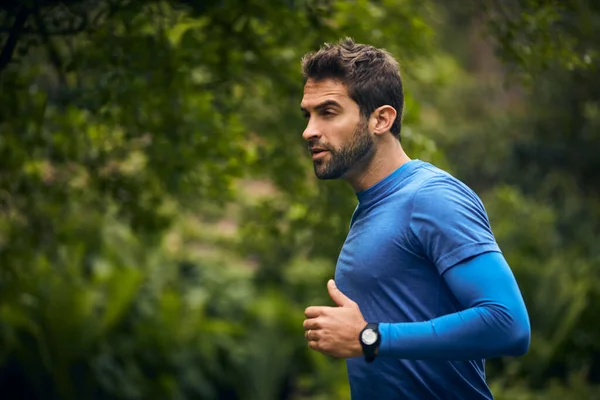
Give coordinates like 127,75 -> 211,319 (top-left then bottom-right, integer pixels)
1,0 -> 599,399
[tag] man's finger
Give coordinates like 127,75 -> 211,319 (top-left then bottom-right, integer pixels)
305,328 -> 320,341
308,340 -> 336,358
327,279 -> 355,307
303,318 -> 321,330
304,306 -> 330,318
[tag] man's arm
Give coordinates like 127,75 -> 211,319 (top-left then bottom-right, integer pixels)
302,251 -> 530,360
378,251 -> 530,360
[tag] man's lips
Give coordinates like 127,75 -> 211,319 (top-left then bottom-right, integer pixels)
310,147 -> 329,160
312,151 -> 329,160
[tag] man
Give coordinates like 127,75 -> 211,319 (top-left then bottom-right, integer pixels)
300,38 -> 530,399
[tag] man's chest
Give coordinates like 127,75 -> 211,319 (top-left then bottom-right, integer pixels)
335,208 -> 424,287
333,207 -> 443,321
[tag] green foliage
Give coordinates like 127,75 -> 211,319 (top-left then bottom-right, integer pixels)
0,0 -> 435,398
483,0 -> 599,77
1,0 -> 599,398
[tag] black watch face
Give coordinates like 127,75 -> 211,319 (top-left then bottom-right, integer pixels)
361,328 -> 378,345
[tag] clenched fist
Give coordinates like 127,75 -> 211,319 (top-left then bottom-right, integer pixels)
303,279 -> 367,358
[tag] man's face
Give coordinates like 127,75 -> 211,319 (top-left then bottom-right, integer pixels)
300,79 -> 374,180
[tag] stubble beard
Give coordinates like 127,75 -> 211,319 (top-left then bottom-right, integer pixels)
313,118 -> 374,180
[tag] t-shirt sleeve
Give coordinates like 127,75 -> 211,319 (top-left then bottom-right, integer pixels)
409,175 -> 500,275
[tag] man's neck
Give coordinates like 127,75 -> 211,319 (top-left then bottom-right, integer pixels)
346,139 -> 411,193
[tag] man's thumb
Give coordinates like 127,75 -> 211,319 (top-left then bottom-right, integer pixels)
327,279 -> 353,307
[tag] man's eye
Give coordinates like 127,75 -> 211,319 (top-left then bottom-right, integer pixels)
322,110 -> 335,117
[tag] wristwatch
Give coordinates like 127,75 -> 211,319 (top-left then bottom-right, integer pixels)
359,323 -> 380,363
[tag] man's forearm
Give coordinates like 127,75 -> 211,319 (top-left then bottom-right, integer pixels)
378,304 -> 529,360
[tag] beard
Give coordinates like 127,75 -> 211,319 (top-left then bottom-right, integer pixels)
312,118 -> 374,180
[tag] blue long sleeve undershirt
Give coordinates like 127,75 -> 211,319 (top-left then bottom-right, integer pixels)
378,251 -> 531,360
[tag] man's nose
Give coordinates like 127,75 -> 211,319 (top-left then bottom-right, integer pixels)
302,120 -> 321,142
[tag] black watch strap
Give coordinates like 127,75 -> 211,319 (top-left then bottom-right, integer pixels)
359,322 -> 381,363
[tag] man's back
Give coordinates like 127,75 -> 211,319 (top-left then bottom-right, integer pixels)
335,160 -> 496,399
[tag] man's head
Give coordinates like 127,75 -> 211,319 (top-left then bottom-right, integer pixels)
300,38 -> 404,180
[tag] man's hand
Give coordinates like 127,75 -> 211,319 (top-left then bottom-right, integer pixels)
303,279 -> 367,358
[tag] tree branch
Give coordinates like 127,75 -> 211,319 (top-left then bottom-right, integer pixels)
0,5 -> 30,73
32,0 -> 67,87
0,26 -> 90,35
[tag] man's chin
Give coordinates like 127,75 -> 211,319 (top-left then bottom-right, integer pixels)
314,166 -> 343,180
315,174 -> 337,180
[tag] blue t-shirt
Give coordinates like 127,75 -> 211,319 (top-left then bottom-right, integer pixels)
335,160 -> 503,399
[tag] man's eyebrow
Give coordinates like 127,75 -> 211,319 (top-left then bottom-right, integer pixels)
300,100 -> 343,113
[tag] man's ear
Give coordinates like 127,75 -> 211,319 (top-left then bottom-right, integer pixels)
370,105 -> 397,135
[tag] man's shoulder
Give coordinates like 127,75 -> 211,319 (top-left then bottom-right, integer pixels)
393,161 -> 465,199
409,162 -> 477,200
374,161 -> 478,216
412,161 -> 461,183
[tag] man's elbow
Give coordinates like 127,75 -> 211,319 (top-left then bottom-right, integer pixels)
506,321 -> 531,356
